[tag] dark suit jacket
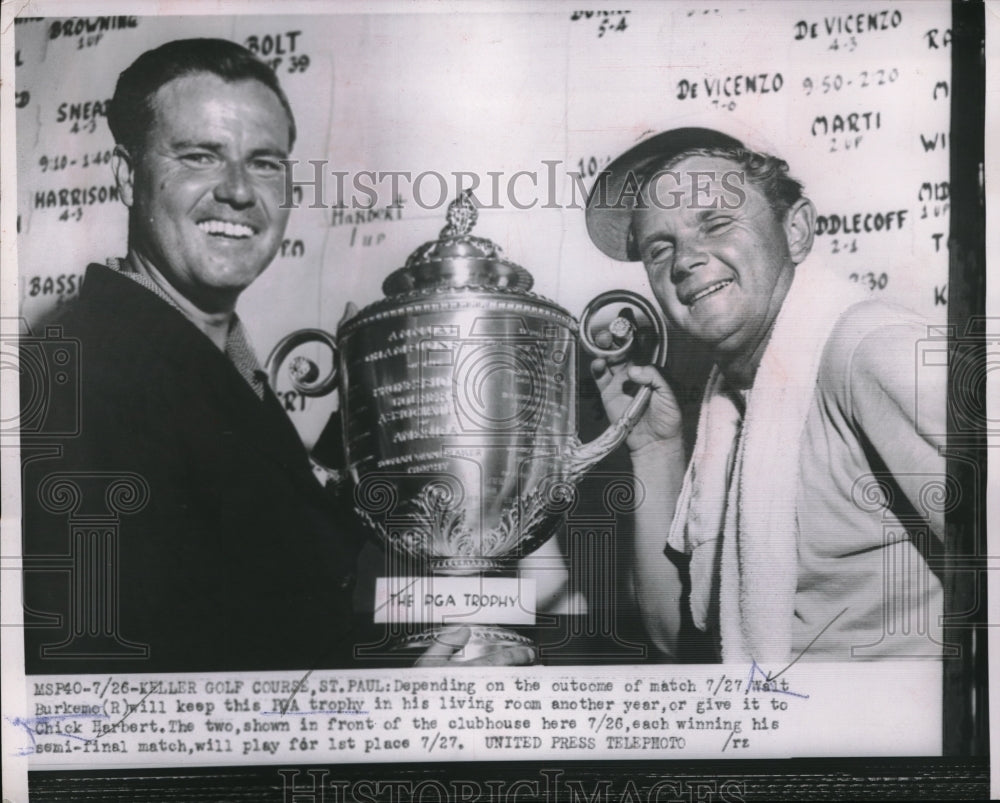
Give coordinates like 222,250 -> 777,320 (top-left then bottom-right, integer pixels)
22,264 -> 363,673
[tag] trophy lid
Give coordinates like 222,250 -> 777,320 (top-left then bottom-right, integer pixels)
382,191 -> 534,295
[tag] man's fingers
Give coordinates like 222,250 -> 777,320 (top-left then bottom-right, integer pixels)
413,626 -> 472,666
590,358 -> 611,388
592,358 -> 667,396
413,628 -> 536,666
627,364 -> 669,391
457,645 -> 536,666
591,357 -> 636,393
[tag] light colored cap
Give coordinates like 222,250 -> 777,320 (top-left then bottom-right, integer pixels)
584,126 -> 745,262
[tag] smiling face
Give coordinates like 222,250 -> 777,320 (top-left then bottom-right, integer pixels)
116,72 -> 292,312
632,155 -> 809,376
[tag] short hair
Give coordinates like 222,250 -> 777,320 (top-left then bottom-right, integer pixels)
107,38 -> 296,155
626,146 -> 805,260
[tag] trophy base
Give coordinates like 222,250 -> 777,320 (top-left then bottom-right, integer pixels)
430,557 -> 511,575
389,625 -> 536,662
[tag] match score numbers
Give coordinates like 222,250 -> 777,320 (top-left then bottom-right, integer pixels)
243,30 -> 311,74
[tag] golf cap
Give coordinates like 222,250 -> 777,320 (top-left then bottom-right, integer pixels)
585,126 -> 747,262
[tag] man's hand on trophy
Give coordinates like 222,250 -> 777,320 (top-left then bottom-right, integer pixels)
590,358 -> 683,454
414,627 -> 536,667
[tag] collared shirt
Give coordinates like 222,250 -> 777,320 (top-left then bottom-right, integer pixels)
107,257 -> 267,400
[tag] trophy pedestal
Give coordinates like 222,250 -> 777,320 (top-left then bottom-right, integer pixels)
387,626 -> 536,659
374,575 -> 537,659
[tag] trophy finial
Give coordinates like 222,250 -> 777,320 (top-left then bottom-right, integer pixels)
384,189 -> 533,295
440,190 -> 478,238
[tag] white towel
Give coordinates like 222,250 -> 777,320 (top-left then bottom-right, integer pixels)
667,264 -> 866,663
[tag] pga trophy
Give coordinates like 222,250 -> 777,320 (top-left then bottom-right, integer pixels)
268,192 -> 665,658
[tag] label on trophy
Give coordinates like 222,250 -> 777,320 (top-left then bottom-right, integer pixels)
373,576 -> 536,625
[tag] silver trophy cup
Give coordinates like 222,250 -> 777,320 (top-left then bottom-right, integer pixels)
268,192 -> 666,657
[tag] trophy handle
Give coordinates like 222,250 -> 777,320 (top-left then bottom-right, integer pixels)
264,328 -> 340,397
566,290 -> 669,481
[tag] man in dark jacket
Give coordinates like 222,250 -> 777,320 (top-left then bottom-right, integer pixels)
22,38 -> 530,673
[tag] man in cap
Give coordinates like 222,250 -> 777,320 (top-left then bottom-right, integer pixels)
21,38 -> 531,672
587,127 -> 946,664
